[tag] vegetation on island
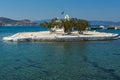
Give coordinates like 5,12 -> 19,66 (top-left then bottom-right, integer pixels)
40,17 -> 89,34
0,23 -> 4,26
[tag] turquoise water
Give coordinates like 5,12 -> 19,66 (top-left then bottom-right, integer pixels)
0,26 -> 120,80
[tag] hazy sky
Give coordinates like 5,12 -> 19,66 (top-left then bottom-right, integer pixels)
0,0 -> 120,21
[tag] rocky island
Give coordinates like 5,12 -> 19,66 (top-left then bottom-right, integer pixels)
2,15 -> 120,42
2,31 -> 119,42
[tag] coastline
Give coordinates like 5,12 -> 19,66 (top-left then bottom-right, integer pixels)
2,31 -> 119,42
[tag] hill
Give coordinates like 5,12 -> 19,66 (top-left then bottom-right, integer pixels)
0,17 -> 38,26
37,19 -> 120,26
0,17 -> 120,26
0,17 -> 17,24
90,21 -> 120,26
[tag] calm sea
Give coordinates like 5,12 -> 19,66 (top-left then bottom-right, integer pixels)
0,26 -> 120,80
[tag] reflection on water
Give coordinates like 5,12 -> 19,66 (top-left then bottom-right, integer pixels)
0,27 -> 120,80
0,41 -> 120,80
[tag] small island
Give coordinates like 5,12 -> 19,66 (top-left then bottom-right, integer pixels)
2,15 -> 119,42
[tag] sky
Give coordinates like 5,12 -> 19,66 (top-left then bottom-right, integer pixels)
0,0 -> 120,21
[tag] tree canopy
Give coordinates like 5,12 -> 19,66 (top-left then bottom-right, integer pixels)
40,18 -> 89,34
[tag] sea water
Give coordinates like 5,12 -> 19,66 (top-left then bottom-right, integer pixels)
0,26 -> 120,80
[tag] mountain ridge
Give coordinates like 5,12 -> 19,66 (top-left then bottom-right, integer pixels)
90,20 -> 120,26
0,17 -> 120,26
0,17 -> 37,26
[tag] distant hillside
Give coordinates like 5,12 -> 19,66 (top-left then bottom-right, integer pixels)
35,19 -> 51,23
0,17 -> 38,26
90,21 -> 120,26
1,17 -> 120,26
37,19 -> 120,26
0,17 -> 17,24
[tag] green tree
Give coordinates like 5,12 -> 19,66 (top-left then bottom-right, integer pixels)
61,20 -> 72,34
40,18 -> 89,34
0,23 -> 3,26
